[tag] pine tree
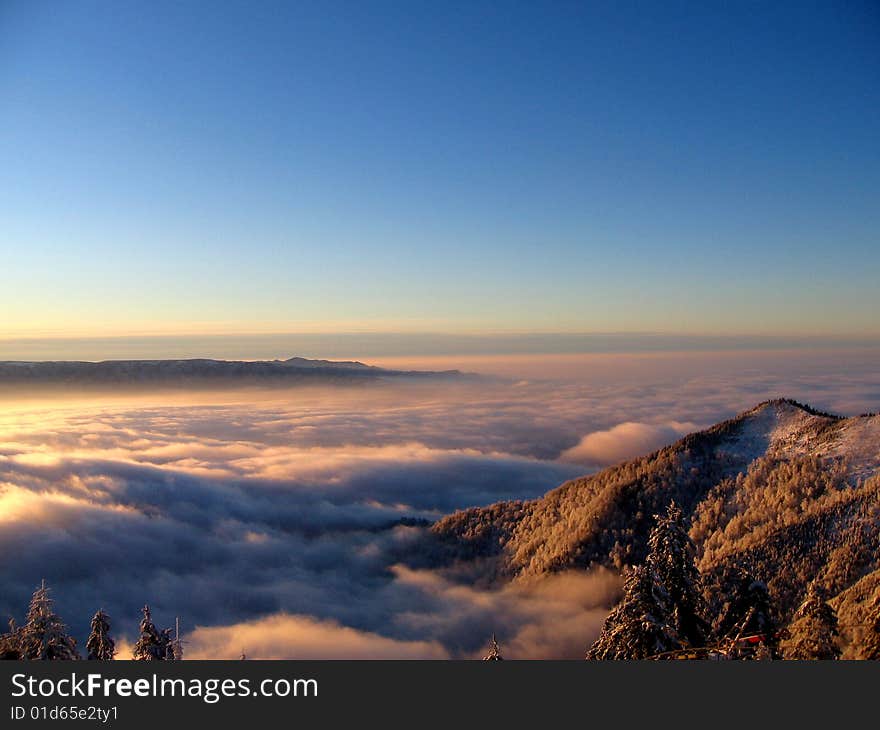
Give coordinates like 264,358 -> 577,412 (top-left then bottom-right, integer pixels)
646,502 -> 708,648
169,618 -> 184,661
587,564 -> 680,659
132,605 -> 165,661
158,628 -> 174,660
781,584 -> 840,660
0,619 -> 22,660
714,564 -> 774,637
858,595 -> 880,660
483,634 -> 503,660
20,581 -> 79,660
86,610 -> 115,661
713,563 -> 779,657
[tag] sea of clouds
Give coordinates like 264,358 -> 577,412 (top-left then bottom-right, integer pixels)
1,349 -> 879,658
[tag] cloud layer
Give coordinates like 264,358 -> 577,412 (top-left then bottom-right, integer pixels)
1,349 -> 879,657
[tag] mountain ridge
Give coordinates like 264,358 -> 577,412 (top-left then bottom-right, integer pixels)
0,356 -> 464,388
427,399 -> 880,653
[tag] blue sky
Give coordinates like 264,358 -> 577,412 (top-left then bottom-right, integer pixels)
1,1 -> 878,341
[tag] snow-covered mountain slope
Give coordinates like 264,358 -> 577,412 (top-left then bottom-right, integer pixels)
726,400 -> 879,477
428,400 -> 880,637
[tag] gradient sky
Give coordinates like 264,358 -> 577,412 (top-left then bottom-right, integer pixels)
2,1 -> 879,340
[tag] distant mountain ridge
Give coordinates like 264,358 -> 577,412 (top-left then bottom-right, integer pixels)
428,399 -> 880,656
0,356 -> 463,388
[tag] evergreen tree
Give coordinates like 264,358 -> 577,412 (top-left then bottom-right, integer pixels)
781,584 -> 840,660
86,610 -> 115,661
714,564 -> 775,637
588,564 -> 680,659
646,502 -> 708,647
132,605 -> 165,661
0,635 -> 22,660
20,582 -> 79,660
170,618 -> 184,661
483,634 -> 503,660
712,563 -> 779,657
159,628 -> 174,660
858,595 -> 880,660
0,619 -> 22,660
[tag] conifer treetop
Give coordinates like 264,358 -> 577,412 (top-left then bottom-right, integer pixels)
483,633 -> 504,661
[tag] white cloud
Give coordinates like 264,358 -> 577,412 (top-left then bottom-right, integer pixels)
560,421 -> 699,466
186,613 -> 449,660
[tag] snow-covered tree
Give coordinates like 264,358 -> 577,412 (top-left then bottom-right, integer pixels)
169,618 -> 184,661
0,619 -> 22,660
158,628 -> 175,660
132,605 -> 166,661
714,565 -> 775,638
712,563 -> 779,657
86,610 -> 115,661
781,584 -> 840,660
20,582 -> 79,660
588,564 -> 680,659
646,502 -> 708,647
483,634 -> 503,660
